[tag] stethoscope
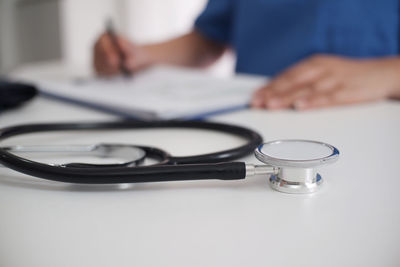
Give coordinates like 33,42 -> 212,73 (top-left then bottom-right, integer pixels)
0,120 -> 339,194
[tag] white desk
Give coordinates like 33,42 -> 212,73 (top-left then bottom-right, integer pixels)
1,87 -> 400,267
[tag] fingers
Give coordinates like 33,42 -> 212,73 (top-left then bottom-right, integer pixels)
293,86 -> 368,110
252,57 -> 329,109
294,93 -> 335,110
250,55 -> 358,110
280,73 -> 341,109
117,37 -> 148,72
252,74 -> 342,110
117,38 -> 135,71
93,34 -> 135,76
251,88 -> 266,108
94,34 -> 119,76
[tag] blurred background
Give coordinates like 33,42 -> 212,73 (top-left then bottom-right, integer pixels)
0,0 -> 234,77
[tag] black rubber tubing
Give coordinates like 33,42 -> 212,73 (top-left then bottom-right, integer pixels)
0,120 -> 262,184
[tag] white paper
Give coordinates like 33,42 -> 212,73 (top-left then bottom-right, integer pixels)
36,66 -> 268,120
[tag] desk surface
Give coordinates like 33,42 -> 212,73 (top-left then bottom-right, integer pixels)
0,91 -> 400,267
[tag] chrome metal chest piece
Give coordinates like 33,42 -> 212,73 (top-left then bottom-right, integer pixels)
254,140 -> 339,194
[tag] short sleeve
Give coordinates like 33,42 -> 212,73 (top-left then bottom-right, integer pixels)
194,0 -> 233,44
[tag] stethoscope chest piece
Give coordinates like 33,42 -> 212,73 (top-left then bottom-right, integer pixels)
255,140 -> 339,194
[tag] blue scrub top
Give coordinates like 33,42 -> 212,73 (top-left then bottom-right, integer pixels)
195,0 -> 399,76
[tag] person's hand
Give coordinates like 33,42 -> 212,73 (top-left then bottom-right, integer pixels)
251,55 -> 400,110
93,33 -> 150,76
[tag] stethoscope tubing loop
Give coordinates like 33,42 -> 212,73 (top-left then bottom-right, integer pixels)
0,120 -> 262,184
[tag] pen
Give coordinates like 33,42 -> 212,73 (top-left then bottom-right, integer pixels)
106,19 -> 132,76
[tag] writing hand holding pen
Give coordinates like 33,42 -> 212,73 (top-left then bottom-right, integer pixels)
93,30 -> 226,78
93,24 -> 151,77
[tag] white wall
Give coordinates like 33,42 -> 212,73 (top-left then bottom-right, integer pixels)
0,0 -> 19,74
60,0 -> 120,71
16,0 -> 62,63
121,0 -> 207,43
0,0 -> 61,74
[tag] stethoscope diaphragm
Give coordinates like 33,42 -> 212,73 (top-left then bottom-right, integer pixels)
255,140 -> 339,193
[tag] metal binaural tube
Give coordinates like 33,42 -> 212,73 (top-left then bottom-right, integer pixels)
1,145 -> 98,153
0,144 -> 147,168
245,164 -> 278,177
